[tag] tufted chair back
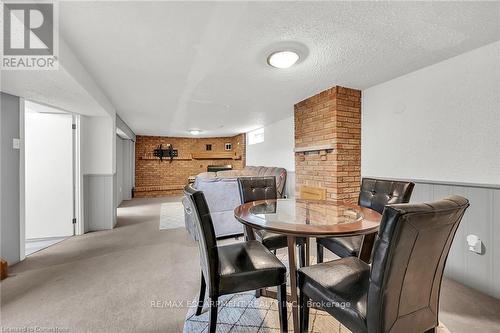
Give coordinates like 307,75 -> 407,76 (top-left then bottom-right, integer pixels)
237,176 -> 278,204
241,167 -> 287,198
359,178 -> 415,214
183,184 -> 219,297
367,196 -> 469,333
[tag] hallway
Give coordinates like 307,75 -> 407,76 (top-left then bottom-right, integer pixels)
1,197 -> 198,332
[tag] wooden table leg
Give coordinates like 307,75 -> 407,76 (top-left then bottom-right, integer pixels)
244,226 -> 256,241
287,236 -> 299,333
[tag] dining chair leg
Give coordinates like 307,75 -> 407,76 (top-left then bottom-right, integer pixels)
299,289 -> 309,333
358,232 -> 377,264
305,237 -> 310,266
195,272 -> 206,316
287,236 -> 300,333
424,328 -> 437,333
208,296 -> 218,333
298,244 -> 305,268
277,282 -> 288,333
317,242 -> 324,264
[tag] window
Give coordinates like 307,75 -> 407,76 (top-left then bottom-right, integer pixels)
247,127 -> 264,145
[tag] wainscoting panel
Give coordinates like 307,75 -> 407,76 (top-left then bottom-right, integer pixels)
410,180 -> 500,299
83,174 -> 116,231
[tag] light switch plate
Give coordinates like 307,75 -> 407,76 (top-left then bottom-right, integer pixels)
12,138 -> 20,149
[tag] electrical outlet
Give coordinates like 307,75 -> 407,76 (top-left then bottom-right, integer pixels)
466,234 -> 483,254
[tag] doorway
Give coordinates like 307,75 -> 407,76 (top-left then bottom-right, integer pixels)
24,101 -> 75,256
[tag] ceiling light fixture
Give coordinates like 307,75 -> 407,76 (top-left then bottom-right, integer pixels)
189,129 -> 201,135
267,50 -> 299,69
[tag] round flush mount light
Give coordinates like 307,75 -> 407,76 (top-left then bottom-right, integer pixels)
267,50 -> 299,69
189,129 -> 201,135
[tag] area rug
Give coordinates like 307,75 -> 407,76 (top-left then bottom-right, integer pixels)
183,292 -> 451,333
183,252 -> 451,333
159,201 -> 185,230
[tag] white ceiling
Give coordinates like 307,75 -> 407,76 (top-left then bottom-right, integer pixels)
55,2 -> 499,136
1,62 -> 109,117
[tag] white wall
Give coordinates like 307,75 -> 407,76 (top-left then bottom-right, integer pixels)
81,115 -> 115,175
80,115 -> 116,231
246,116 -> 295,171
361,41 -> 500,298
1,93 -> 21,264
362,41 -> 500,185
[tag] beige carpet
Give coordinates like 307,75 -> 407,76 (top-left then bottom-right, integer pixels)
1,196 -> 197,333
1,196 -> 499,333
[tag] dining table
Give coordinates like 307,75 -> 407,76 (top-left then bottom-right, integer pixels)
234,198 -> 382,333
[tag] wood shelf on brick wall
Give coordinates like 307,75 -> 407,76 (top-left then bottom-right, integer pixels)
141,152 -> 241,160
140,155 -> 192,161
294,144 -> 335,153
191,151 -> 241,160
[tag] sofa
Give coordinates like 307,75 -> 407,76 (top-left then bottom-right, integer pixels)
182,166 -> 287,239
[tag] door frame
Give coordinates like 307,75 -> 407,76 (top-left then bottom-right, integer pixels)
19,99 -> 83,260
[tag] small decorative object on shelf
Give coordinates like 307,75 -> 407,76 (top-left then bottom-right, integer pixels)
225,143 -> 232,150
153,144 -> 178,163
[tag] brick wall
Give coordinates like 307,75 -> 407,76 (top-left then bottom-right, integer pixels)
135,134 -> 245,197
295,86 -> 361,202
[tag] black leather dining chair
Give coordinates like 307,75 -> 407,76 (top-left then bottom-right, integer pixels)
316,178 -> 415,263
184,184 -> 288,333
238,176 -> 307,267
298,196 -> 469,333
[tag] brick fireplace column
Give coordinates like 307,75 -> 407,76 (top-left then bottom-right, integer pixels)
295,86 -> 361,202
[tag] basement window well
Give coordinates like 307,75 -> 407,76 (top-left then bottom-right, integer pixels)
247,128 -> 264,145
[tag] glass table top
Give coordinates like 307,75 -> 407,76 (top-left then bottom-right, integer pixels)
249,199 -> 362,226
235,198 -> 382,237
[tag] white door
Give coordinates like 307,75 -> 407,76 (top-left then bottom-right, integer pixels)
25,110 -> 74,239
